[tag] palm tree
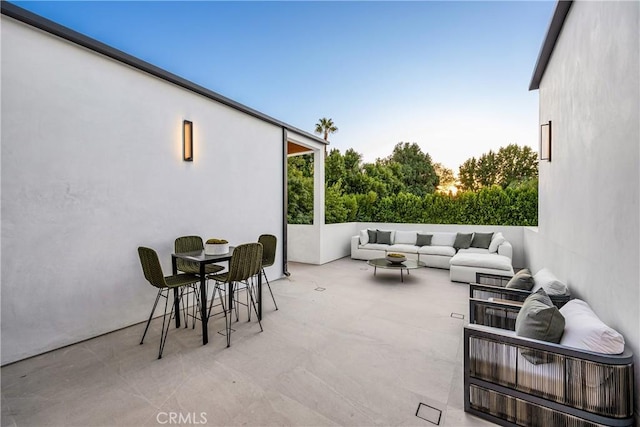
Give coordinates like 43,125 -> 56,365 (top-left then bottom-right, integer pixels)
315,117 -> 338,141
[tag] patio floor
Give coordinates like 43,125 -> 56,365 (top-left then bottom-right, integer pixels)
1,258 -> 493,426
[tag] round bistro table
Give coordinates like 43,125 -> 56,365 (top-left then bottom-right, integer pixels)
367,258 -> 426,282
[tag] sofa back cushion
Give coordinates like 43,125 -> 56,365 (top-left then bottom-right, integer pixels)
430,232 -> 456,247
532,268 -> 569,296
394,230 -> 418,245
488,232 -> 505,253
559,299 -> 625,354
471,232 -> 494,249
506,269 -> 534,290
515,288 -> 565,343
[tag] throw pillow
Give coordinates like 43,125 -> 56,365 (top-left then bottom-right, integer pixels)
515,288 -> 565,343
532,268 -> 568,296
559,299 -> 625,354
367,229 -> 377,244
416,233 -> 433,247
471,232 -> 494,249
506,269 -> 534,290
453,232 -> 474,250
359,229 -> 369,245
488,232 -> 505,253
376,230 -> 392,245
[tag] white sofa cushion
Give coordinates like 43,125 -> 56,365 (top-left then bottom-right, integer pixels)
418,245 -> 456,257
489,232 -> 505,253
394,230 -> 418,245
359,229 -> 369,245
360,243 -> 391,250
532,268 -> 568,295
388,244 -> 419,254
431,232 -> 456,247
559,299 -> 625,354
450,253 -> 513,272
457,248 -> 490,255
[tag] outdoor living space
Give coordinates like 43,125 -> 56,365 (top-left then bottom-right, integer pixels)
1,258 -> 491,427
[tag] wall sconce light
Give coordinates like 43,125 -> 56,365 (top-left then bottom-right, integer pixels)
540,120 -> 551,161
183,120 -> 193,161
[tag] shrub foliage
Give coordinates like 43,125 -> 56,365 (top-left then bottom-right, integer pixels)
288,144 -> 538,226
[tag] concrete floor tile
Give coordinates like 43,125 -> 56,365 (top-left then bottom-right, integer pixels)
1,258 -> 493,426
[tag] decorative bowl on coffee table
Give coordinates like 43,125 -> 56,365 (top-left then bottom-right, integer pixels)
386,253 -> 406,264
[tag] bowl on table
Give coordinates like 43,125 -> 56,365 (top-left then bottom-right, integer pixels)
386,253 -> 407,264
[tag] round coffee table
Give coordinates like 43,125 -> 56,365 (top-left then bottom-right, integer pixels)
367,258 -> 426,282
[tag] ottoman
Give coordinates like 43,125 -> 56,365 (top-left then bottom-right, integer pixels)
449,252 -> 514,283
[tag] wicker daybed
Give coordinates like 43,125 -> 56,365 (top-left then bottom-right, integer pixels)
465,299 -> 635,426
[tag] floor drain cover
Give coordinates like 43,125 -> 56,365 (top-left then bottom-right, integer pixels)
450,312 -> 464,320
314,287 -> 326,291
416,403 -> 442,425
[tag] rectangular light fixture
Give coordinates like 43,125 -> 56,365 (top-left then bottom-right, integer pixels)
540,120 -> 551,161
183,120 -> 193,161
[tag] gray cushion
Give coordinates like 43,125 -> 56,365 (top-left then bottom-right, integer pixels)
367,229 -> 377,244
515,288 -> 565,343
376,230 -> 392,245
453,233 -> 473,250
506,269 -> 534,290
470,232 -> 493,249
416,233 -> 432,247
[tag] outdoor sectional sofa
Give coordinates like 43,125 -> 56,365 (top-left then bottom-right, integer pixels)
351,229 -> 514,282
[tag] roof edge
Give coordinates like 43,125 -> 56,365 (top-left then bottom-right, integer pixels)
529,0 -> 573,91
0,1 -> 328,145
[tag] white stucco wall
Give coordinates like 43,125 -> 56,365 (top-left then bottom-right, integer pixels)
319,223 -> 358,264
527,0 -> 639,417
287,224 -> 322,264
1,17 -> 286,364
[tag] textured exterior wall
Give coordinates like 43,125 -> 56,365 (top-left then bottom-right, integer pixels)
1,16 -> 285,364
527,0 -> 639,418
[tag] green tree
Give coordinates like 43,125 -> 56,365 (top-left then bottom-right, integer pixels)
314,117 -> 338,141
383,142 -> 439,196
287,154 -> 314,224
458,158 -> 478,191
433,162 -> 456,192
325,148 -> 345,187
458,144 -> 538,190
496,144 -> 538,187
342,148 -> 367,194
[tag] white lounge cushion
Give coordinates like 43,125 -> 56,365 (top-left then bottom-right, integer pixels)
418,245 -> 456,257
388,244 -> 419,254
360,243 -> 391,250
431,232 -> 456,247
457,248 -> 490,255
450,253 -> 513,272
489,232 -> 505,253
359,229 -> 369,245
559,299 -> 625,354
394,230 -> 418,245
532,268 -> 568,296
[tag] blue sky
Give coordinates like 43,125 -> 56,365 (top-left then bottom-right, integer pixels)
14,1 -> 555,171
